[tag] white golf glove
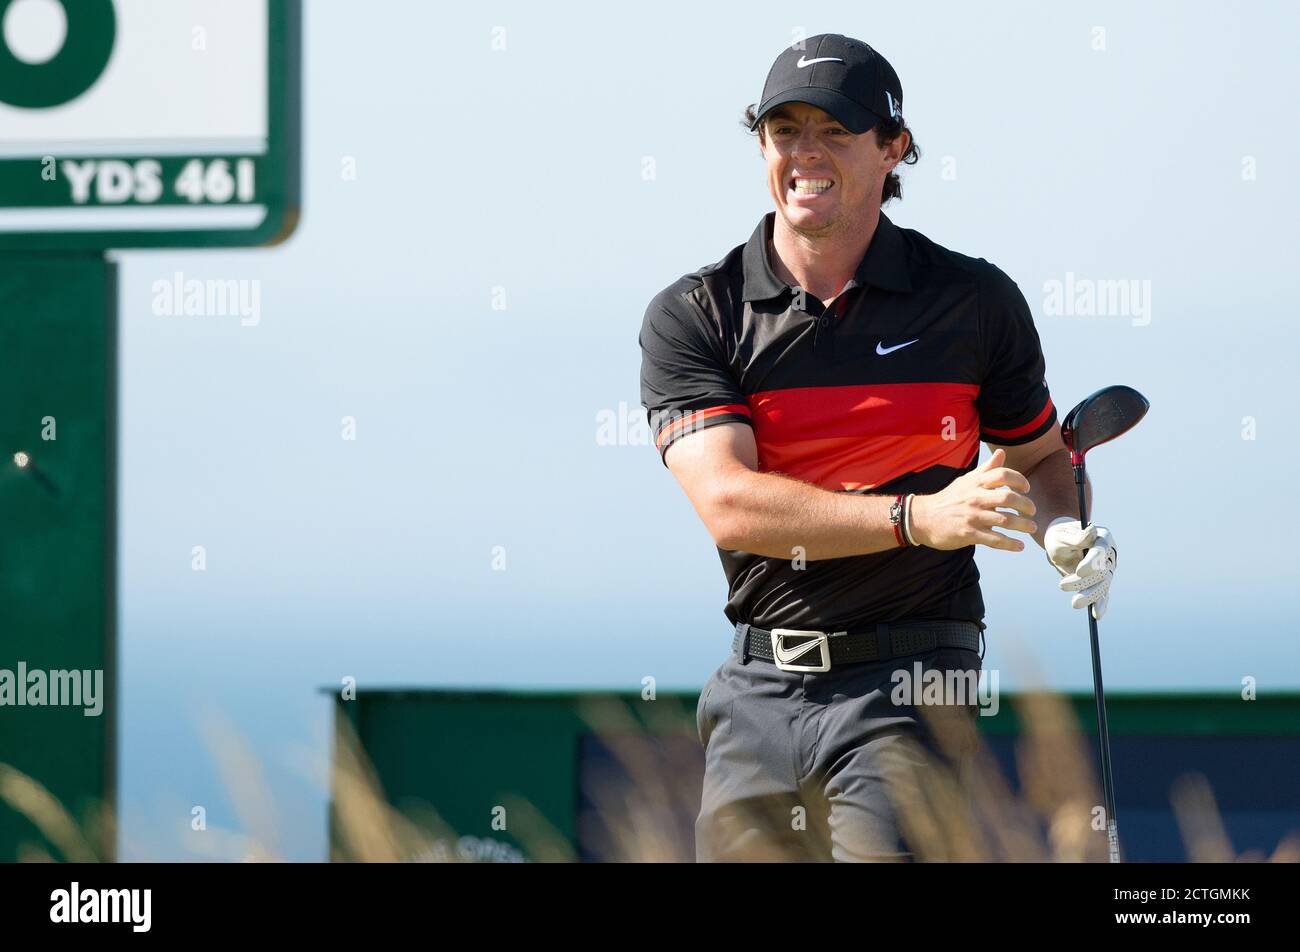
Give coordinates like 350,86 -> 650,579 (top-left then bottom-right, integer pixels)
1044,517 -> 1117,621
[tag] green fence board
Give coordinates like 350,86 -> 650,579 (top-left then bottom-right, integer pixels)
0,253 -> 115,862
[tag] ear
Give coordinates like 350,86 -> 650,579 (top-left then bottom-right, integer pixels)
886,129 -> 911,167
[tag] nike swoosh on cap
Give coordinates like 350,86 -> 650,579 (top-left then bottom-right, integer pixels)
876,339 -> 920,355
796,56 -> 844,68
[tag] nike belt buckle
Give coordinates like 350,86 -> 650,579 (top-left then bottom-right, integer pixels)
770,628 -> 839,672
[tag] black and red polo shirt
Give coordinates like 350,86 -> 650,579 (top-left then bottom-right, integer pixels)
638,211 -> 1056,632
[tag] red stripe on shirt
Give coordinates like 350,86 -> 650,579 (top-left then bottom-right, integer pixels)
980,396 -> 1055,440
654,403 -> 752,450
748,382 -> 981,490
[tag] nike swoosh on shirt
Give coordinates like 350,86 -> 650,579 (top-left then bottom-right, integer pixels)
796,56 -> 843,68
876,339 -> 920,355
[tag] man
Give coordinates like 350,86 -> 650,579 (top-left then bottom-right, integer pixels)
638,34 -> 1118,862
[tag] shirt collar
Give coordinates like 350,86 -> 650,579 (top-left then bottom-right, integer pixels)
740,210 -> 913,302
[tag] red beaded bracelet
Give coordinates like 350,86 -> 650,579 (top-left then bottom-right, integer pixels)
889,493 -> 908,547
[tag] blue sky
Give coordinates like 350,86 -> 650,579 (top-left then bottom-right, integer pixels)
112,1 -> 1300,859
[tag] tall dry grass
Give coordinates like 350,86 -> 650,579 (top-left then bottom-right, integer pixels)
2,689 -> 1297,862
570,690 -> 1298,863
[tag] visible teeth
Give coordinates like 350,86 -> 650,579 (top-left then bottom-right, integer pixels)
793,178 -> 833,193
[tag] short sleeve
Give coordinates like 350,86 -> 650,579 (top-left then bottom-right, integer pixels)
976,265 -> 1057,445
638,291 -> 751,465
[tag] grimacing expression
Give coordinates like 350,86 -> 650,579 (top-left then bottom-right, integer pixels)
758,102 -> 902,236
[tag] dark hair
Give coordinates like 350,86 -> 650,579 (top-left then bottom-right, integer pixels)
742,104 -> 921,205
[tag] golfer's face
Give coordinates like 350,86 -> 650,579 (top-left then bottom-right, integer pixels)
760,103 -> 884,235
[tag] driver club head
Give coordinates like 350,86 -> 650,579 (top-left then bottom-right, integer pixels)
1061,385 -> 1150,462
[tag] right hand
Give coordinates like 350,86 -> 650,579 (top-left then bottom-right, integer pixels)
909,448 -> 1038,552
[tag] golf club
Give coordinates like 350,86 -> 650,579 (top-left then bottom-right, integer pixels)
1060,385 -> 1150,863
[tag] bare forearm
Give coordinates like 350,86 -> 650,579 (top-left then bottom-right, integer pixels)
704,443 -> 1046,560
1024,449 -> 1091,549
716,469 -> 901,560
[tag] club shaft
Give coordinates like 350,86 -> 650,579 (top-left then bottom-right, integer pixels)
1076,463 -> 1121,862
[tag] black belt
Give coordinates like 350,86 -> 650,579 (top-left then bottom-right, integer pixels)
732,619 -> 983,671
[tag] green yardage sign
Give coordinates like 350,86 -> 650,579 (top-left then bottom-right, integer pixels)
0,0 -> 299,249
0,0 -> 115,108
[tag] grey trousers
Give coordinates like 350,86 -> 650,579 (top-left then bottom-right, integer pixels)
694,641 -> 983,862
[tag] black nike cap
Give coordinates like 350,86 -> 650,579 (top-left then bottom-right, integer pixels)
750,34 -> 903,135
